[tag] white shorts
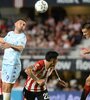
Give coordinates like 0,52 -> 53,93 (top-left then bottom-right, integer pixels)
2,64 -> 21,84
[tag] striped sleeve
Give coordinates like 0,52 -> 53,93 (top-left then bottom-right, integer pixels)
33,62 -> 42,71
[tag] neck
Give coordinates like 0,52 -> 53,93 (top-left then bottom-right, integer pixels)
14,29 -> 21,34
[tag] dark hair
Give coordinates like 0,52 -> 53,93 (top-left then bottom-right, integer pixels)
45,51 -> 59,61
82,23 -> 90,30
15,18 -> 27,23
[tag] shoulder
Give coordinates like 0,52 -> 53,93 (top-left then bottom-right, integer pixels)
33,60 -> 44,71
38,60 -> 44,65
35,60 -> 44,68
20,33 -> 27,39
7,31 -> 13,35
8,31 -> 14,34
4,31 -> 13,38
21,33 -> 26,37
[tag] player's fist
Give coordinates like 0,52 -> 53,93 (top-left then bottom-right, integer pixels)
36,79 -> 45,86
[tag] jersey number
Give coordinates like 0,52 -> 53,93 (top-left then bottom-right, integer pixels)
43,93 -> 49,100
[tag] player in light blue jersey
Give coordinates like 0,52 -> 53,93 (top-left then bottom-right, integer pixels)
0,19 -> 27,100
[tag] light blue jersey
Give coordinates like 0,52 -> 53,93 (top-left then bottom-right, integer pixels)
2,31 -> 27,66
2,31 -> 27,83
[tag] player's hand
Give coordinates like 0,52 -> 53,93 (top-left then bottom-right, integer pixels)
58,79 -> 67,87
36,79 -> 45,86
85,75 -> 90,86
0,42 -> 11,49
81,48 -> 90,54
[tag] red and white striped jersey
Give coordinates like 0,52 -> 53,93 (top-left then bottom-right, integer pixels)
24,60 -> 51,92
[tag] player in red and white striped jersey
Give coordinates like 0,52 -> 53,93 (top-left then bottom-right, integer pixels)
23,51 -> 67,100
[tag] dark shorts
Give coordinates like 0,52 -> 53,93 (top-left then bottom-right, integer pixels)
23,88 -> 50,100
0,95 -> 3,100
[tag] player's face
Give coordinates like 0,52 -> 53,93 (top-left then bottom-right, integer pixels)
82,28 -> 90,38
15,20 -> 26,32
49,58 -> 58,68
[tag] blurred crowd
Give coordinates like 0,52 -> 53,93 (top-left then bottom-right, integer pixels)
26,15 -> 83,55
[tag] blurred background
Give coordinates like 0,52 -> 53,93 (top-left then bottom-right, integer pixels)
0,0 -> 90,100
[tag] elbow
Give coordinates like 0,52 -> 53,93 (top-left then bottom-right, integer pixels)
15,48 -> 23,52
25,69 -> 29,75
25,69 -> 27,74
25,68 -> 32,76
19,47 -> 24,52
